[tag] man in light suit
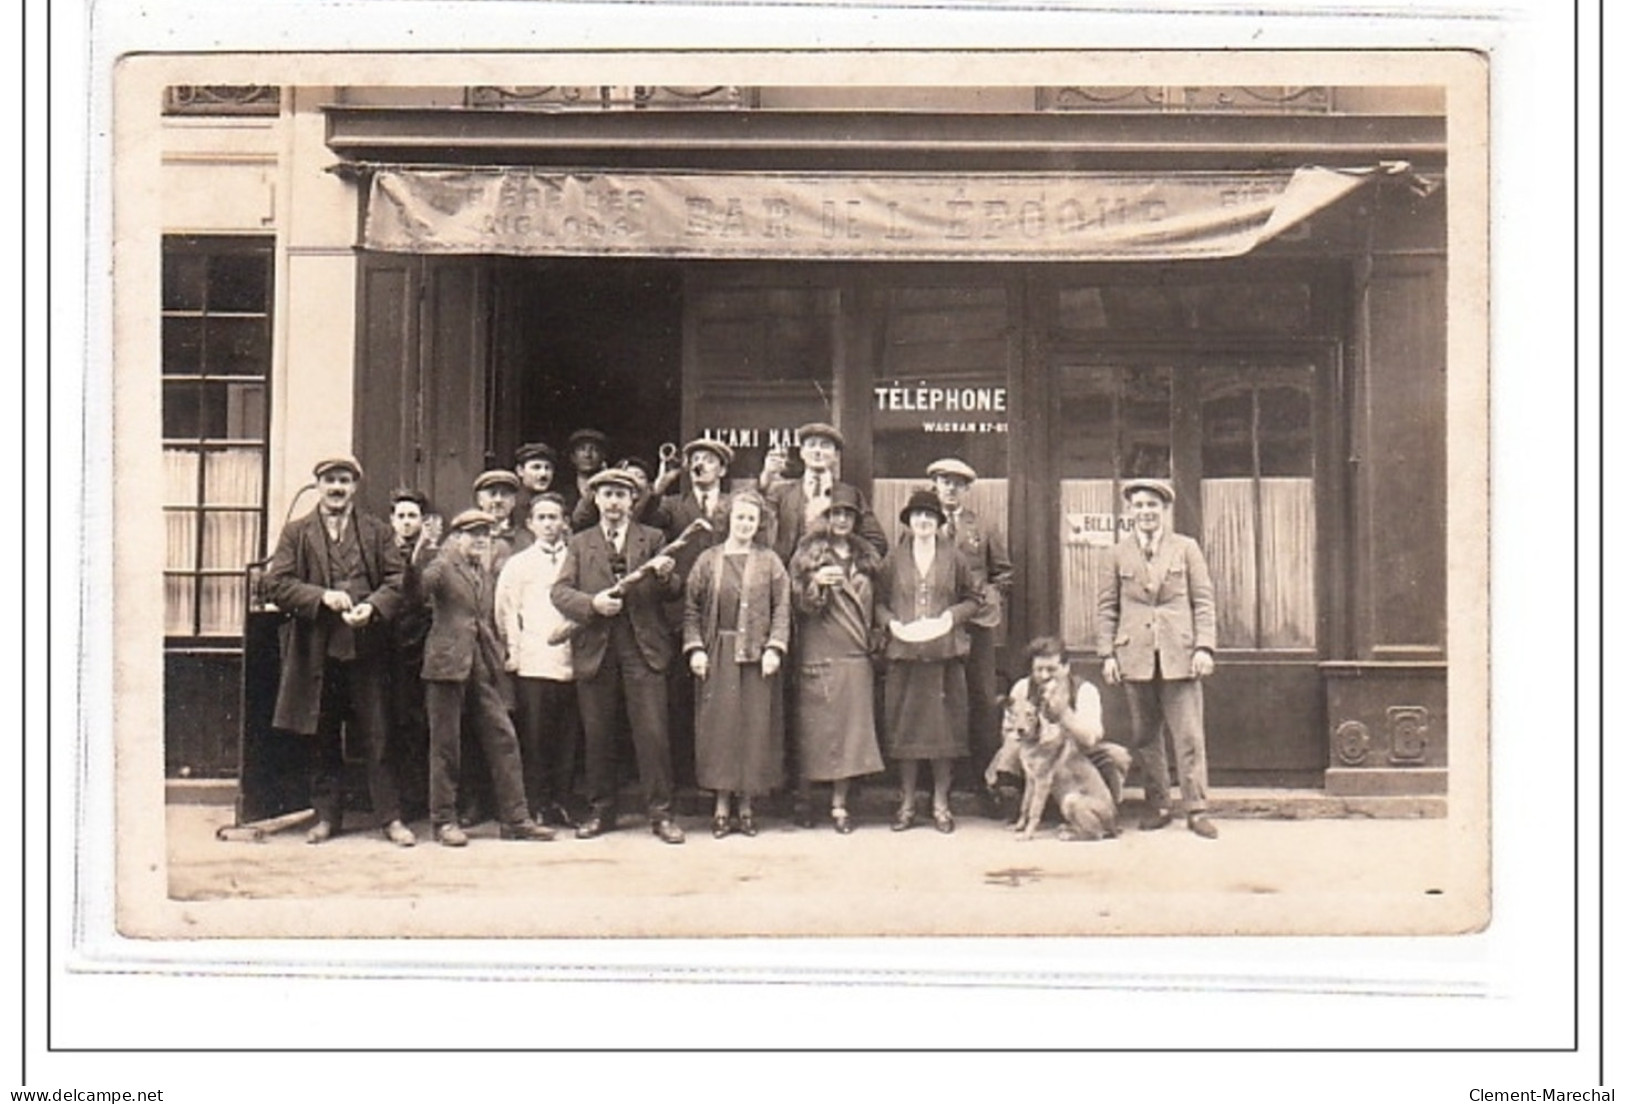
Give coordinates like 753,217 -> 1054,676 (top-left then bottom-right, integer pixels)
928,458 -> 1014,813
263,456 -> 413,847
1097,478 -> 1220,839
552,468 -> 686,843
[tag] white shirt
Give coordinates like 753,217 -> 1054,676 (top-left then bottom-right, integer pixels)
1009,674 -> 1104,746
494,543 -> 575,681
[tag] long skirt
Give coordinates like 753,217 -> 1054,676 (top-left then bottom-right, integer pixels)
795,657 -> 885,782
883,658 -> 969,761
695,630 -> 785,795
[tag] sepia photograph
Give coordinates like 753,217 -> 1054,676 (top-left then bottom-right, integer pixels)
106,47 -> 1489,945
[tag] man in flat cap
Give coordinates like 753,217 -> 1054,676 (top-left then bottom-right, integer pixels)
1097,477 -> 1220,839
386,486 -> 439,821
263,455 -> 414,846
511,441 -> 558,552
552,467 -> 686,843
473,469 -> 523,576
759,422 -> 888,565
559,428 -> 610,523
421,509 -> 556,847
927,458 -> 1014,812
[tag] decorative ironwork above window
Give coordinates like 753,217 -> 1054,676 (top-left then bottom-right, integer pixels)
164,86 -> 282,116
1038,86 -> 1331,114
466,85 -> 752,110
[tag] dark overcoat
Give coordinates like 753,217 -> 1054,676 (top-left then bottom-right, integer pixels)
263,510 -> 404,735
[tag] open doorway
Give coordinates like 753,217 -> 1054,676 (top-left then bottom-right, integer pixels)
491,258 -> 685,472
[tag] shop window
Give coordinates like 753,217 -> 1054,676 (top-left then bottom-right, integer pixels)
162,236 -> 274,640
1056,281 -> 1314,335
689,285 -> 837,487
871,285 -> 1012,545
1056,361 -> 1316,654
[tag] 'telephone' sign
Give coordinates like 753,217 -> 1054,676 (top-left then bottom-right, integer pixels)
874,383 -> 1009,434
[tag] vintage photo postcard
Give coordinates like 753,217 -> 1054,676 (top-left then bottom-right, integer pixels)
102,46 -> 1489,945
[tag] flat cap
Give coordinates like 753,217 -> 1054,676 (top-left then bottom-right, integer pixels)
796,422 -> 845,450
567,428 -> 610,450
473,469 -> 522,493
926,458 -> 978,484
586,467 -> 640,494
448,508 -> 499,533
682,437 -> 735,466
1122,477 -> 1175,504
514,441 -> 558,466
313,455 -> 363,480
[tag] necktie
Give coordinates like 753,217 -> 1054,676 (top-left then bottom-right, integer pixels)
945,513 -> 957,540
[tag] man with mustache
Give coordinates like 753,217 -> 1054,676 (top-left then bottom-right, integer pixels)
263,456 -> 414,846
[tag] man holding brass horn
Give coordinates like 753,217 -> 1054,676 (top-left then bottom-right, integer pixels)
551,468 -> 688,844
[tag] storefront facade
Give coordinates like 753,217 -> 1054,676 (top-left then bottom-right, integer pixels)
162,84 -> 1448,798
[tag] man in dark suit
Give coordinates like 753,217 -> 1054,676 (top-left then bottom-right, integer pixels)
421,509 -> 556,847
552,468 -> 687,844
1096,477 -> 1220,840
927,458 -> 1014,815
511,441 -> 558,552
263,456 -> 413,846
759,422 -> 889,565
386,486 -> 439,822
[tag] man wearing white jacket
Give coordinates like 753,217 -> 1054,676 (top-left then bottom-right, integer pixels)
495,492 -> 580,828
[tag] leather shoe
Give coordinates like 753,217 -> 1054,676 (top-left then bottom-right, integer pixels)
1188,814 -> 1219,840
436,823 -> 469,848
382,819 -> 416,847
545,802 -> 577,829
932,808 -> 956,835
831,808 -> 854,835
575,814 -> 613,840
500,819 -> 556,842
305,820 -> 334,845
1140,808 -> 1173,831
652,818 -> 686,845
712,815 -> 732,839
891,806 -> 916,832
737,813 -> 758,838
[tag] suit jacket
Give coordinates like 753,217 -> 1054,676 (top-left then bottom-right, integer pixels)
945,507 -> 1013,630
762,478 -> 889,564
419,548 -> 508,685
551,521 -> 683,679
874,536 -> 984,663
263,509 -> 404,734
1095,530 -> 1217,681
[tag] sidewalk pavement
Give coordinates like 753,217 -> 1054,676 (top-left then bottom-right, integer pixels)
159,784 -> 1471,940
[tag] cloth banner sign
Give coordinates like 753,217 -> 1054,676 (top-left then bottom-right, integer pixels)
361,165 -> 1399,261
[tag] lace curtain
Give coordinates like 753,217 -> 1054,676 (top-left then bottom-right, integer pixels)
165,447 -> 262,636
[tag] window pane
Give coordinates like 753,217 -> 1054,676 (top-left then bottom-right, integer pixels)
1258,384 -> 1314,476
165,510 -> 198,571
1259,478 -> 1316,647
206,317 -> 270,377
162,252 -> 208,311
1121,366 -> 1171,478
163,448 -> 200,504
162,317 -> 205,376
223,383 -> 267,440
162,382 -> 203,439
198,577 -> 246,636
1057,366 -> 1116,478
204,448 -> 264,505
1201,386 -> 1254,478
165,576 -> 197,636
1059,478 -> 1118,651
1202,479 -> 1259,648
208,252 -> 270,313
202,511 -> 262,570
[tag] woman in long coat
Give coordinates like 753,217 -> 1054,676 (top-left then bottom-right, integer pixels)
683,490 -> 792,837
874,488 -> 985,833
789,486 -> 886,833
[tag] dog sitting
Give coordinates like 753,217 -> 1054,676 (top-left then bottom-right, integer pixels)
989,669 -> 1130,841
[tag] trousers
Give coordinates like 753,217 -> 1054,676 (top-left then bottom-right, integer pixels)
310,656 -> 399,828
426,676 -> 529,828
1122,670 -> 1209,813
577,619 -> 673,820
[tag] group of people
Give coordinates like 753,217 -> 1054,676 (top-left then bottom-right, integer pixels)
264,420 -> 1219,849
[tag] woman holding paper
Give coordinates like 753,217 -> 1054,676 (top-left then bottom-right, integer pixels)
874,487 -> 985,834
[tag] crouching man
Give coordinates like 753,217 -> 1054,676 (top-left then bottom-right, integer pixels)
421,509 -> 556,847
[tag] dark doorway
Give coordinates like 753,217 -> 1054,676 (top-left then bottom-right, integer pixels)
492,258 -> 685,470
